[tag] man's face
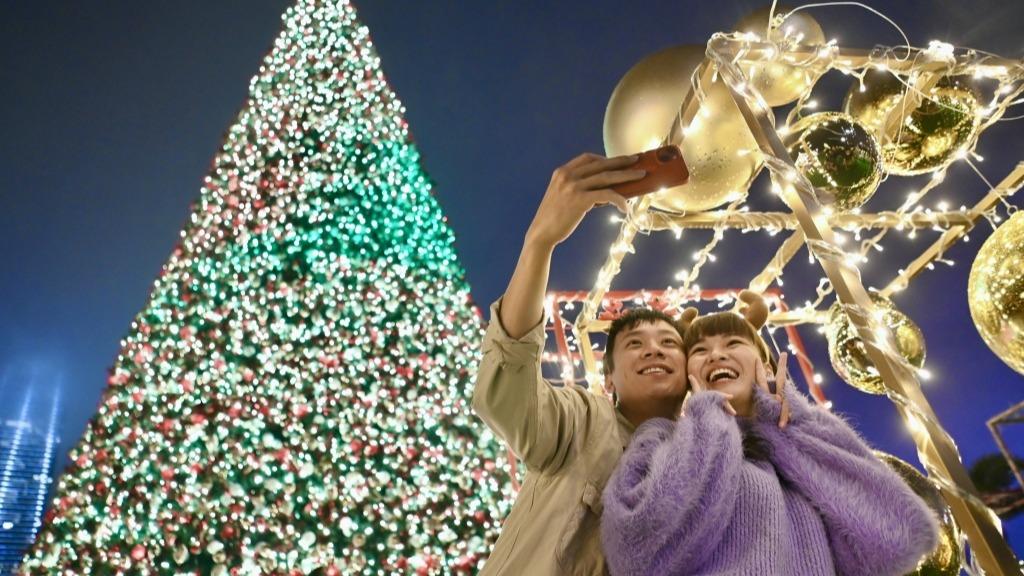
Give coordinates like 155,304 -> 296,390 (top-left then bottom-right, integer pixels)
686,333 -> 761,410
605,320 -> 687,414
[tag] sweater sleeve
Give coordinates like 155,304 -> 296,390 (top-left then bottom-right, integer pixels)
602,392 -> 745,576
471,298 -> 587,473
749,383 -> 940,576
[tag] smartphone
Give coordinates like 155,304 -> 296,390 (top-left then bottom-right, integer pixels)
612,145 -> 690,199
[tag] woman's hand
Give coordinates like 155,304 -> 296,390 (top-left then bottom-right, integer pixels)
755,351 -> 791,428
688,374 -> 737,416
524,153 -> 642,250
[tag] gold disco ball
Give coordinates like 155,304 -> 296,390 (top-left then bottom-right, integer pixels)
844,70 -> 981,175
783,112 -> 883,212
733,6 -> 827,106
603,45 -> 762,213
873,452 -> 962,576
968,211 -> 1024,376
826,293 -> 926,394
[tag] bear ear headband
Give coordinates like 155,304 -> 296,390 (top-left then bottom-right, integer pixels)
597,290 -> 767,332
736,289 -> 769,330
679,290 -> 768,333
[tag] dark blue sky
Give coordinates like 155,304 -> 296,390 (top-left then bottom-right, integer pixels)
3,0 -> 1022,554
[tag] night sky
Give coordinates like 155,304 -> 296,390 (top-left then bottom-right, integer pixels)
3,0 -> 1022,555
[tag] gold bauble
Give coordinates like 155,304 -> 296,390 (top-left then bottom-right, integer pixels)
733,6 -> 826,106
873,452 -> 962,575
603,45 -> 762,213
783,112 -> 883,212
968,211 -> 1024,376
844,70 -> 981,175
826,293 -> 926,394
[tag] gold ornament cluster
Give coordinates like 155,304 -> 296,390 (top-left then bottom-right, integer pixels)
968,211 -> 1024,376
826,293 -> 926,395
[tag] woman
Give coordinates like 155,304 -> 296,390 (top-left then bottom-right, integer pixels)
600,293 -> 940,576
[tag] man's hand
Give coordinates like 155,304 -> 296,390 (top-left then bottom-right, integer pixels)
755,352 -> 791,428
525,153 -> 642,249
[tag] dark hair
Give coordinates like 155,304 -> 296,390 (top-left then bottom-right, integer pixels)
683,311 -> 774,461
603,308 -> 685,376
682,312 -> 771,365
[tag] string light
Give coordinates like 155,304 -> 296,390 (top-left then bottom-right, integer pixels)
568,12 -> 1024,571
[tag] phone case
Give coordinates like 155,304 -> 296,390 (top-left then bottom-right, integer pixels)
613,145 -> 690,199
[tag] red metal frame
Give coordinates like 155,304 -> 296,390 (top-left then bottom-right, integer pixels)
543,288 -> 828,404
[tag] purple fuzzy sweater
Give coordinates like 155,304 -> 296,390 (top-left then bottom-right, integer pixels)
601,384 -> 940,576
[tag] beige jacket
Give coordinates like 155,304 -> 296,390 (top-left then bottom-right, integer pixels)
472,300 -> 635,576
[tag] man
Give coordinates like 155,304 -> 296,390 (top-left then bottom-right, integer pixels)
472,153 -> 693,575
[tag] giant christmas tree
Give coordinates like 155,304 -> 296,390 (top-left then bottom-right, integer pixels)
19,1 -> 513,573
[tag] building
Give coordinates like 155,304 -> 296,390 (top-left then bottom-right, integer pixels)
0,390 -> 60,575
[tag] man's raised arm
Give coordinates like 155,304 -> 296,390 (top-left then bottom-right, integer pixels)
472,153 -> 641,472
499,153 -> 636,337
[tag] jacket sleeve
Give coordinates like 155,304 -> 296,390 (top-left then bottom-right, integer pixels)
601,392 -> 744,576
471,299 -> 587,473
749,383 -> 940,576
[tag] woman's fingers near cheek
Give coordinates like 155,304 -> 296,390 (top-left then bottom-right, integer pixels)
775,352 -> 790,386
723,396 -> 737,416
779,396 -> 791,428
755,358 -> 769,391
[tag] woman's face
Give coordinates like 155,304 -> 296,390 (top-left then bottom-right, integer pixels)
686,332 -> 762,415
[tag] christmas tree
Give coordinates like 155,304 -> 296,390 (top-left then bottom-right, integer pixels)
19,1 -> 513,573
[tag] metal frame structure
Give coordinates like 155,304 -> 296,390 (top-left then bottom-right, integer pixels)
570,36 -> 1023,573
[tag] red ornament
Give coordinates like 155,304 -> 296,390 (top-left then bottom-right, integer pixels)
130,544 -> 147,561
454,555 -> 476,572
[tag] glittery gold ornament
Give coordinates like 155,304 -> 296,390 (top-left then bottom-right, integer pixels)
603,45 -> 762,213
826,293 -> 926,394
733,6 -> 827,106
844,70 -> 981,175
968,211 -> 1024,376
784,112 -> 883,212
873,452 -> 962,575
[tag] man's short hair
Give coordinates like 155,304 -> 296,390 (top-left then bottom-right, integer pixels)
603,308 -> 685,376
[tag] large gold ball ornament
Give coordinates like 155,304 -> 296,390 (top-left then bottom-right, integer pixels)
783,112 -> 883,212
826,293 -> 926,394
603,45 -> 762,213
733,6 -> 827,107
844,70 -> 981,175
873,452 -> 962,576
968,211 -> 1024,376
